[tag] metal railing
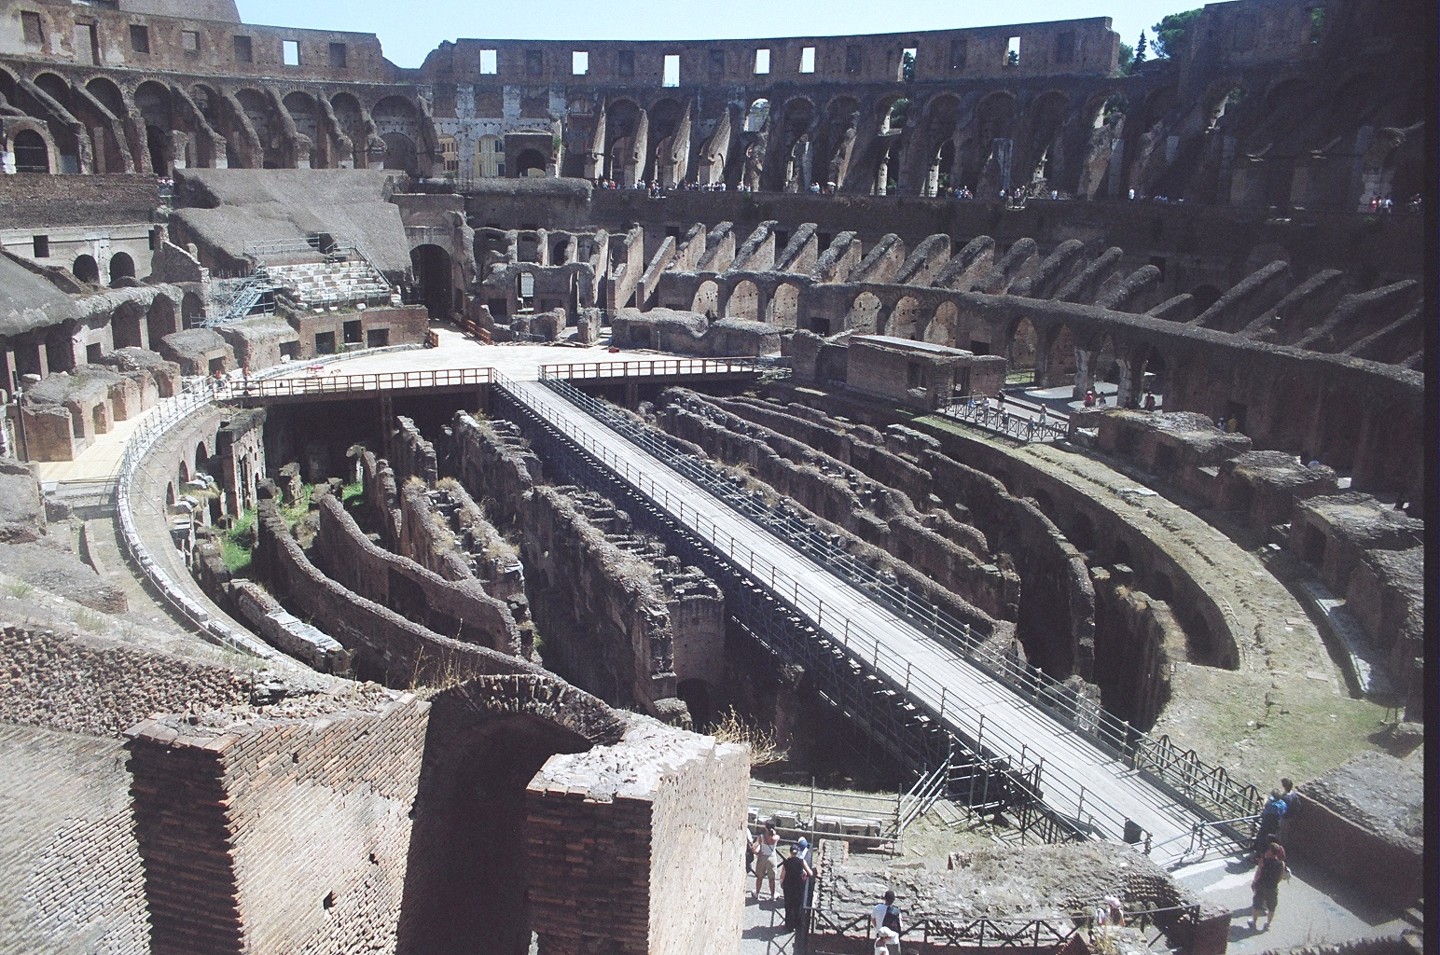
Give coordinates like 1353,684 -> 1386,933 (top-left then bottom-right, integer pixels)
539,356 -> 770,382
941,398 -> 1070,443
515,374 -> 1262,854
238,366 -> 494,399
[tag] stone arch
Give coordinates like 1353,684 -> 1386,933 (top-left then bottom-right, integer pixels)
765,283 -> 801,328
845,291 -> 883,334
692,280 -> 720,318
885,295 -> 925,340
602,98 -> 642,184
146,295 -> 177,340
742,97 -> 770,134
382,132 -> 417,171
818,95 -> 859,189
964,91 -> 1017,195
330,92 -> 369,168
773,96 -> 816,191
108,252 -> 136,286
1008,316 -> 1040,381
923,300 -> 958,345
921,93 -> 962,195
1134,343 -> 1168,399
12,129 -> 50,173
393,677 -> 621,955
282,90 -> 321,164
134,80 -> 174,174
643,97 -> 685,184
411,244 -> 454,317
1017,89 -> 1070,195
512,148 -> 546,177
112,300 -> 145,349
73,254 -> 100,285
235,88 -> 274,167
86,76 -> 125,117
1039,322 -> 1077,388
725,279 -> 761,321
181,292 -> 204,330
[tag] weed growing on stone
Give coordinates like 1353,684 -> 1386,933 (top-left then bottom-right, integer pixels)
712,707 -> 786,766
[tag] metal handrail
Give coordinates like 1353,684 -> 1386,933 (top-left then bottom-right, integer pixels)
942,399 -> 1070,443
509,373 -> 1262,852
538,356 -> 767,381
239,366 -> 494,398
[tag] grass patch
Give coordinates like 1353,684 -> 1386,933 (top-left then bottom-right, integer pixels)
222,507 -> 257,574
341,480 -> 363,504
279,484 -> 314,528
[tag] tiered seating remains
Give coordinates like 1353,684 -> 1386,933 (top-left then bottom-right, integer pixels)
264,259 -> 394,311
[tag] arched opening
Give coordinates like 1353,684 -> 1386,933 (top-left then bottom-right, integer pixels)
885,296 -> 924,340
282,91 -> 320,164
965,92 -> 1017,196
1018,90 -> 1070,195
818,95 -> 860,190
73,254 -> 100,285
86,77 -> 126,117
766,284 -> 800,328
692,280 -> 720,318
134,81 -> 173,174
512,148 -> 546,177
725,280 -> 761,321
236,88 -> 274,167
381,132 -> 417,171
743,98 -> 770,134
845,292 -> 883,334
677,679 -> 718,728
147,296 -> 178,341
108,252 -> 136,287
410,244 -> 454,318
1136,345 -> 1167,406
924,301 -> 958,345
1041,323 -> 1077,387
112,302 -> 144,349
181,292 -> 204,330
1008,318 -> 1039,383
330,93 -> 367,168
393,700 -> 598,955
13,130 -> 50,173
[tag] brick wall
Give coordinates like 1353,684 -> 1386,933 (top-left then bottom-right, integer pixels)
0,623 -> 253,737
526,718 -> 748,955
126,692 -> 428,955
0,723 -> 148,955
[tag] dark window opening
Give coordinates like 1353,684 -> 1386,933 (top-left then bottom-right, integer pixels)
711,49 -> 727,76
845,45 -> 862,74
22,11 -> 44,47
329,42 -> 348,68
367,328 -> 389,348
343,320 -> 362,345
33,235 -> 50,258
949,38 -> 967,71
315,331 -> 336,354
617,50 -> 634,77
129,24 -> 150,54
525,50 -> 543,77
234,35 -> 252,63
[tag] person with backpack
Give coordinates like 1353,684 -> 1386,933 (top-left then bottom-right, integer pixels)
1249,836 -> 1289,931
1251,788 -> 1288,859
871,890 -> 902,954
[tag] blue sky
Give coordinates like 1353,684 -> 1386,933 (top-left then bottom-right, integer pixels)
235,0 -> 1198,69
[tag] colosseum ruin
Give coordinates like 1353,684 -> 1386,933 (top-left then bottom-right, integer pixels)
0,1 -> 1427,953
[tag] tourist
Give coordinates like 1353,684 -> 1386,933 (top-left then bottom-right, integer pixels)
1249,836 -> 1289,931
1251,788 -> 1288,858
1143,390 -> 1156,411
1279,777 -> 1302,817
752,823 -> 779,900
1083,389 -> 1096,408
1102,895 -> 1126,926
871,890 -> 902,954
779,843 -> 812,931
743,824 -> 755,874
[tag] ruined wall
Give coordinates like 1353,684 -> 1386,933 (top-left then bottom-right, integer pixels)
313,493 -> 522,656
251,497 -> 538,687
527,718 -> 748,955
1089,567 -> 1183,727
126,692 -> 427,955
0,622 -> 252,737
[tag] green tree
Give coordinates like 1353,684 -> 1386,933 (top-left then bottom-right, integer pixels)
1135,31 -> 1149,65
1118,41 -> 1134,75
1152,9 -> 1203,59
901,50 -> 916,82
